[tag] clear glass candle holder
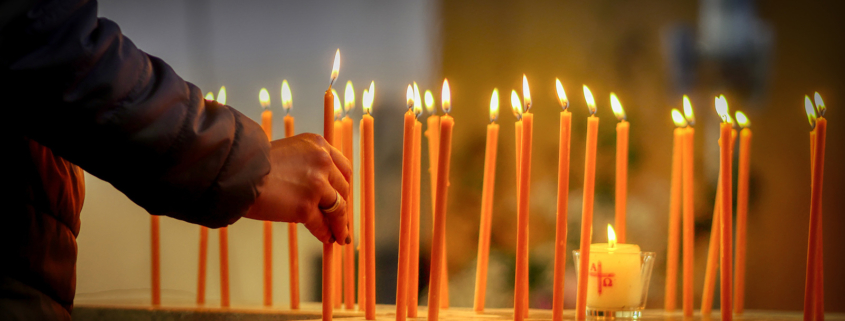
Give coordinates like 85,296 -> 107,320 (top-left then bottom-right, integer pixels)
573,250 -> 655,319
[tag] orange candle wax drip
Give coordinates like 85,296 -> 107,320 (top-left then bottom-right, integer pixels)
322,48 -> 339,321
680,95 -> 695,317
610,93 -> 628,243
551,79 -> 571,321
428,79 -> 453,321
803,93 -> 827,321
473,89 -> 500,313
151,215 -> 160,306
734,111 -> 751,314
576,85 -> 599,320
665,109 -> 686,311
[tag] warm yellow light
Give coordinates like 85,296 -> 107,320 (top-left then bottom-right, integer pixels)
281,80 -> 292,112
683,95 -> 695,126
441,79 -> 451,114
608,224 -> 617,249
555,78 -> 568,110
510,90 -> 522,119
413,82 -> 422,115
522,74 -> 531,112
406,85 -> 414,109
332,88 -> 342,119
814,92 -> 826,117
672,109 -> 687,128
330,49 -> 340,83
344,81 -> 355,112
582,85 -> 596,115
204,92 -> 214,101
217,86 -> 227,105
489,88 -> 499,122
715,95 -> 729,123
424,90 -> 435,114
363,89 -> 372,115
368,81 -> 375,105
805,95 -> 817,129
735,111 -> 749,128
610,93 -> 626,121
259,88 -> 270,109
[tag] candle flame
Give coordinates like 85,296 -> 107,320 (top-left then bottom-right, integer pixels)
363,89 -> 372,115
607,224 -> 617,249
368,81 -> 375,104
281,80 -> 292,112
522,74 -> 531,112
332,88 -> 342,120
805,95 -> 817,129
204,92 -> 214,101
259,88 -> 270,109
441,79 -> 451,114
344,81 -> 355,112
672,108 -> 687,127
582,85 -> 596,115
510,90 -> 522,120
715,95 -> 730,123
424,90 -> 435,114
814,92 -> 826,117
682,95 -> 695,126
489,88 -> 499,122
610,93 -> 626,121
413,82 -> 422,116
555,78 -> 569,110
217,86 -> 227,105
735,111 -> 749,128
406,85 -> 414,109
330,49 -> 340,85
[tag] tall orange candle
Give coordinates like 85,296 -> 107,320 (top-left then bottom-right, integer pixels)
716,95 -> 734,321
701,122 -> 735,315
812,93 -> 826,321
734,111 -> 751,314
322,49 -> 339,321
197,92 -> 215,306
803,93 -> 827,321
551,79 -> 570,321
332,89 -> 344,309
514,76 -> 533,321
610,93 -> 628,243
358,88 -> 369,312
510,89 -> 524,317
408,116 -> 422,318
217,85 -> 230,308
473,89 -> 500,313
575,85 -> 599,321
151,215 -> 160,306
342,81 -> 356,310
362,81 -> 377,320
395,85 -> 417,321
423,90 -> 450,309
258,88 -> 274,306
681,95 -> 695,317
665,109 -> 686,311
281,80 -> 300,310
428,79 -> 453,321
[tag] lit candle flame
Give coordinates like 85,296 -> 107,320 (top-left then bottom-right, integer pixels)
205,92 -> 214,101
735,111 -> 749,128
406,85 -> 414,110
424,90 -> 435,114
608,224 -> 617,249
363,89 -> 372,115
522,74 -> 531,112
368,81 -> 375,106
489,88 -> 499,123
805,95 -> 817,129
413,82 -> 422,117
582,85 -> 596,115
344,81 -> 355,113
715,95 -> 730,123
332,88 -> 342,120
683,95 -> 695,126
282,80 -> 292,113
217,86 -> 227,105
610,93 -> 626,121
555,78 -> 569,110
259,88 -> 270,109
672,108 -> 688,128
814,92 -> 826,117
441,79 -> 451,114
510,90 -> 522,120
330,49 -> 340,86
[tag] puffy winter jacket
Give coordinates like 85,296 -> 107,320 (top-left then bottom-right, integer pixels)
0,0 -> 271,319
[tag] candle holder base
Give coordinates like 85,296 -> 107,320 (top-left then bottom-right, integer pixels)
587,309 -> 644,319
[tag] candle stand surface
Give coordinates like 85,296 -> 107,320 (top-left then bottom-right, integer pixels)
71,301 -> 845,321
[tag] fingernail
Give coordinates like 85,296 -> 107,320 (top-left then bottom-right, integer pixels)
345,236 -> 352,245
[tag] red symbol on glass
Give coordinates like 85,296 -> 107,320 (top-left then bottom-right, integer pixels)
589,261 -> 615,296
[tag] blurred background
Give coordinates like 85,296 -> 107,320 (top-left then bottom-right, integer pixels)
75,0 -> 844,313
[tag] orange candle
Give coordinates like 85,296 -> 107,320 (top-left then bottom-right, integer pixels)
281,81 -> 300,310
665,109 -> 686,311
716,96 -> 734,321
362,82 -> 377,320
610,93 -> 628,243
197,226 -> 208,305
575,85 -> 599,320
358,90 -> 368,312
258,88 -> 274,306
701,125 -> 735,315
408,117 -> 422,318
151,215 -> 160,306
220,226 -> 230,307
551,79 -> 570,321
473,89 -> 500,313
332,90 -> 344,309
423,90 -> 450,309
803,93 -> 827,321
734,111 -> 751,314
428,79 -> 453,321
395,86 -> 417,321
322,49 -> 339,321
342,81 -> 356,310
514,76 -> 533,321
681,95 -> 695,317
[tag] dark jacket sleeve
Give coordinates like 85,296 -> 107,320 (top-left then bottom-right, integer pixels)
0,0 -> 270,228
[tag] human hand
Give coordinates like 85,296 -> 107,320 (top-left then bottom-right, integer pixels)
245,133 -> 352,245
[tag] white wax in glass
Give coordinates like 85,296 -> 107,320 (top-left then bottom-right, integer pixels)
585,243 -> 642,309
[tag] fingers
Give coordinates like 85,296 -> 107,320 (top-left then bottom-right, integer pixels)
317,181 -> 349,245
302,206 -> 334,243
308,133 -> 352,184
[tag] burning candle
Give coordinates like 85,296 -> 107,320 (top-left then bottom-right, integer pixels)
804,93 -> 827,321
362,81 -> 377,320
681,95 -> 695,317
584,225 -> 642,309
511,90 -> 523,203
217,85 -> 230,308
514,75 -> 534,321
195,93 -> 216,306
428,79 -> 453,321
715,96 -> 734,321
664,109 -> 685,312
734,111 -> 751,314
576,85 -> 599,321
281,80 -> 300,310
259,87 -> 273,307
551,79 -> 571,321
322,49 -> 339,321
422,88 -> 449,309
408,101 -> 423,318
395,85 -> 417,321
343,81 -> 356,310
610,93 -> 629,243
358,88 -> 369,312
332,88 -> 343,309
473,88 -> 500,313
